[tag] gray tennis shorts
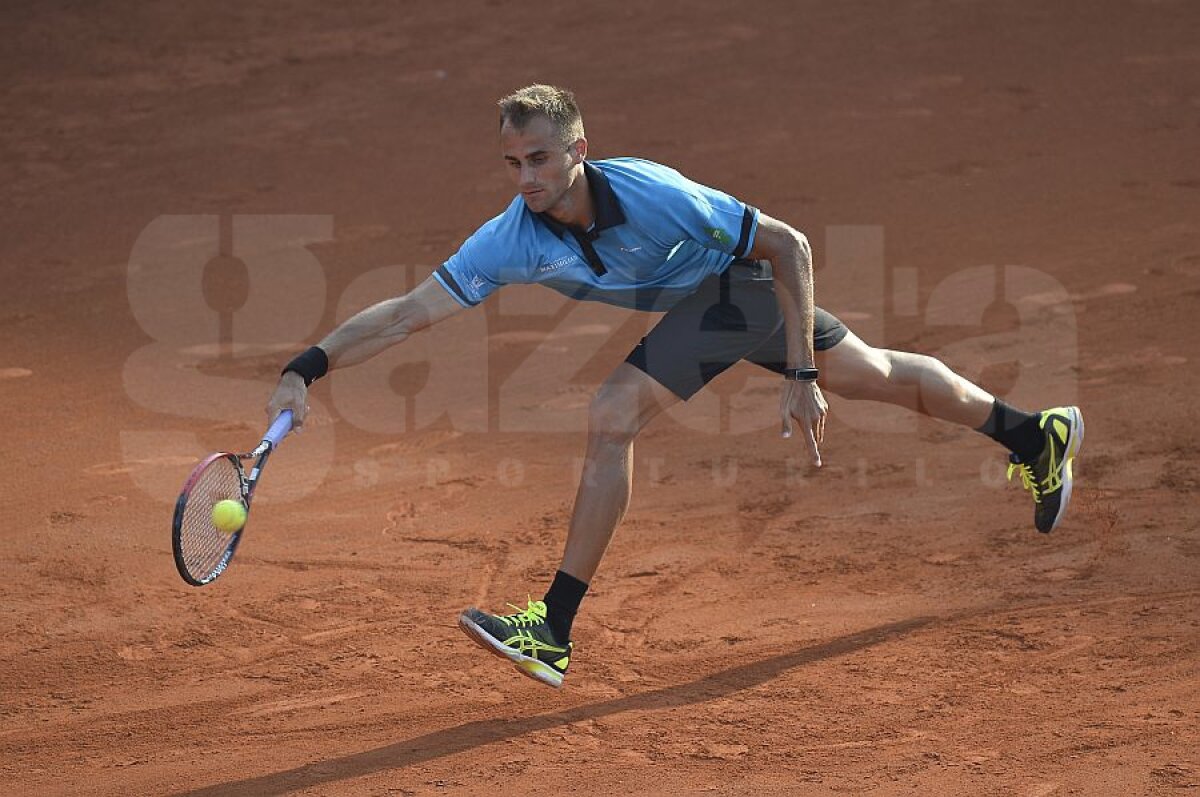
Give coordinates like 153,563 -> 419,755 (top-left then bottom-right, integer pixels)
625,259 -> 849,400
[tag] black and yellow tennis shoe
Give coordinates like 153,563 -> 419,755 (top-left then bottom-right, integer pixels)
459,599 -> 572,688
1007,405 -> 1085,533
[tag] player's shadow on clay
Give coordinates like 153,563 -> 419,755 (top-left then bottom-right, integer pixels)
178,617 -> 931,797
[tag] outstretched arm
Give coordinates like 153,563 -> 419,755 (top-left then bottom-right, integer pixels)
266,276 -> 466,427
318,275 -> 465,368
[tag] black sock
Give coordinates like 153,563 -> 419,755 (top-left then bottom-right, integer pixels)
543,570 -> 588,643
976,399 -> 1043,461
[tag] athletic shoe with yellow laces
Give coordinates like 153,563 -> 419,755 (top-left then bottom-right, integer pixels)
458,599 -> 572,688
1007,406 -> 1085,533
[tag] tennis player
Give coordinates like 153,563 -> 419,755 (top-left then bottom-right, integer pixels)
268,85 -> 1083,688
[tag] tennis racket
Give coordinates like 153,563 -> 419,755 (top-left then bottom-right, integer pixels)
171,410 -> 293,586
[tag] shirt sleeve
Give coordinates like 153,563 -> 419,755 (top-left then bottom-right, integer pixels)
433,214 -> 511,308
662,171 -> 759,259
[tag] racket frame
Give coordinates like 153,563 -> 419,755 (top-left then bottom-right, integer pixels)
171,411 -> 291,586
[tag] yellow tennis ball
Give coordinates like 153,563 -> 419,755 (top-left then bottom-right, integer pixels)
211,499 -> 247,533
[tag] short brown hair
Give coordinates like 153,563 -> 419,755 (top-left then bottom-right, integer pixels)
498,84 -> 585,147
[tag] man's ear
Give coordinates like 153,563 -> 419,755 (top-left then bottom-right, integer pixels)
571,137 -> 588,164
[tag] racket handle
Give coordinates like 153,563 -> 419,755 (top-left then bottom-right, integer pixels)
264,409 -> 294,448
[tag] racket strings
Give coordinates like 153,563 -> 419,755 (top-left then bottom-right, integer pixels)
178,457 -> 245,579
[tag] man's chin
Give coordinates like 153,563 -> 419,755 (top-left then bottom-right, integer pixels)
521,192 -> 551,213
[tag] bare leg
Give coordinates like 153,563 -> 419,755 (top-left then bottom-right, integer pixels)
817,331 -> 994,427
559,363 -> 680,583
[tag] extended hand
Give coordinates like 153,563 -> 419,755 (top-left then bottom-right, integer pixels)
266,371 -> 310,430
780,380 -> 828,467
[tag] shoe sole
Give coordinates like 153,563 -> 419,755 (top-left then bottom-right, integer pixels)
457,613 -> 565,688
1046,406 -> 1085,533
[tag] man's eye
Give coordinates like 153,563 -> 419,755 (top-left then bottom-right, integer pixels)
531,156 -> 546,165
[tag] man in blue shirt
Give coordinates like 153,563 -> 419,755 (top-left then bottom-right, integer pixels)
269,85 -> 1083,688
432,156 -> 757,313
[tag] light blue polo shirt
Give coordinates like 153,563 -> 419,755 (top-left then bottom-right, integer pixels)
433,158 -> 759,312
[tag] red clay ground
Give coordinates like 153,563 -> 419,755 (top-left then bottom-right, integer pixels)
2,1 -> 1198,794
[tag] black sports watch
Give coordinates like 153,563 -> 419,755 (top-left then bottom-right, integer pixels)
783,367 -> 819,381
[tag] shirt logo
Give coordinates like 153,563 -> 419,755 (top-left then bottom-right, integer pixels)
469,275 -> 486,290
620,246 -> 643,253
707,227 -> 733,246
537,254 -> 582,274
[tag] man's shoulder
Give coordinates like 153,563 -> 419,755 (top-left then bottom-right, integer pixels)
594,157 -> 712,203
448,196 -> 544,276
594,156 -> 688,185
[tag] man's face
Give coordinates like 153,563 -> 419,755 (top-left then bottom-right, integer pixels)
501,114 -> 585,214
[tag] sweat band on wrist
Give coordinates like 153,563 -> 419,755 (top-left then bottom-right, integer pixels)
783,367 -> 819,381
282,346 -> 329,386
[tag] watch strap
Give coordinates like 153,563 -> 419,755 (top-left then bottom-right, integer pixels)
783,367 -> 819,382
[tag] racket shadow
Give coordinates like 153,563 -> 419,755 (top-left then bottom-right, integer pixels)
176,616 -> 932,797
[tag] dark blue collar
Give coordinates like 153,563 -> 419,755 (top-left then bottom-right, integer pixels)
534,161 -> 626,239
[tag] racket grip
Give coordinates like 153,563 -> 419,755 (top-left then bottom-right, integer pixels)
264,409 -> 294,447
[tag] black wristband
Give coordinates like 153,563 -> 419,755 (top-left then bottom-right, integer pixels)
282,346 -> 329,387
783,367 -> 819,381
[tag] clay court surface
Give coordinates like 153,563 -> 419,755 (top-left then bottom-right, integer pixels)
2,1 -> 1198,794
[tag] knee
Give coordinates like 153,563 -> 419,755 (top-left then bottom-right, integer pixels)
587,387 -> 641,448
859,350 -> 954,400
833,347 -> 895,400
